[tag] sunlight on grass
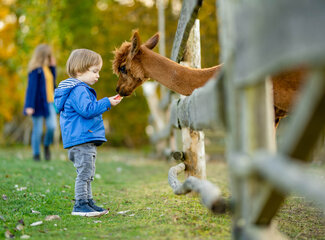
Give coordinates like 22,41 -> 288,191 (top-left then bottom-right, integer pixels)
0,147 -> 324,239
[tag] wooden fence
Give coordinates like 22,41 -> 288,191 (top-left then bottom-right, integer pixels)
150,0 -> 325,239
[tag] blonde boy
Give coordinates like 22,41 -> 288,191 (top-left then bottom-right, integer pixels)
54,49 -> 121,217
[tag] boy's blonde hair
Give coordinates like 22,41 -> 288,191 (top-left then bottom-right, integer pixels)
66,49 -> 102,78
28,44 -> 53,72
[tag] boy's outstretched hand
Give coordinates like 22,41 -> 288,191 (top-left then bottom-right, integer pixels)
109,94 -> 123,106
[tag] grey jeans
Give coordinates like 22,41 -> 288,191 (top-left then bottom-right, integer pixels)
68,143 -> 97,200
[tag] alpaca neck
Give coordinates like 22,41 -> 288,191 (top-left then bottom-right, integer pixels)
141,47 -> 220,95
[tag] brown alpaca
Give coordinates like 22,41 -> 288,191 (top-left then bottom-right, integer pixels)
113,31 -> 306,125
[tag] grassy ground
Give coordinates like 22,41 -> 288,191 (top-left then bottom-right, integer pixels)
0,147 -> 324,239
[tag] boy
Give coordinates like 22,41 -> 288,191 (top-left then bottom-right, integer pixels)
54,49 -> 122,217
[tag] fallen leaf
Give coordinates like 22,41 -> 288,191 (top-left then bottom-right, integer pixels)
30,221 -> 43,226
117,210 -> 130,215
16,223 -> 24,231
20,235 -> 30,239
31,209 -> 40,214
2,194 -> 7,201
93,220 -> 102,223
5,230 -> 14,238
17,187 -> 27,191
129,214 -> 135,217
45,215 -> 61,221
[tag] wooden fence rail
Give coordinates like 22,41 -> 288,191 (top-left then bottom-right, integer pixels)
151,77 -> 225,143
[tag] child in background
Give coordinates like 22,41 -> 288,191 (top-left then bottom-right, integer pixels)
54,49 -> 122,217
24,44 -> 57,161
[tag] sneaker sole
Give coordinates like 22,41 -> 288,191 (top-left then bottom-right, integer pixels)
71,211 -> 106,217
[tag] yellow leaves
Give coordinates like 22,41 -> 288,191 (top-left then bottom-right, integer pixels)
0,4 -> 18,59
0,66 -> 23,122
0,6 -> 10,19
2,0 -> 16,6
0,3 -> 21,123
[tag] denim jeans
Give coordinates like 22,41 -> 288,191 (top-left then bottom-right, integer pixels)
31,103 -> 57,156
68,143 -> 97,200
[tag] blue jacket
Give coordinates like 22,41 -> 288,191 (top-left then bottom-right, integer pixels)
54,78 -> 111,149
24,66 -> 56,117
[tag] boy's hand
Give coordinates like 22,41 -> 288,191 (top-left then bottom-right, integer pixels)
113,94 -> 123,100
109,95 -> 123,106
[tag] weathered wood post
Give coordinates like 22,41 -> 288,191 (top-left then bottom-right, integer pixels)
217,0 -> 280,237
181,20 -> 206,179
143,0 -> 169,156
225,73 -> 280,238
142,82 -> 167,155
157,0 -> 166,57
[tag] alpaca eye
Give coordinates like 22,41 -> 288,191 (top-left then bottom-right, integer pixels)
119,65 -> 127,74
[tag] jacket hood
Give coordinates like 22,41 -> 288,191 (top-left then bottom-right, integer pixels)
54,78 -> 83,112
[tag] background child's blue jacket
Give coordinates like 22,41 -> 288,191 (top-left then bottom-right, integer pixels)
54,78 -> 111,149
24,66 -> 56,117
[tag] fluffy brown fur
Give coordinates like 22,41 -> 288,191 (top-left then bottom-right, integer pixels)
113,30 -> 222,97
113,30 -> 306,125
113,42 -> 131,76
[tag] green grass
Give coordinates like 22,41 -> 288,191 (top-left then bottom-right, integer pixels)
0,147 -> 324,239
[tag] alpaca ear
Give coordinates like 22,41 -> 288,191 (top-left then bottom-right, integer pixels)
144,33 -> 159,50
130,31 -> 141,58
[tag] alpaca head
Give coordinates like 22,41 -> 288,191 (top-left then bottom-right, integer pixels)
113,30 -> 159,96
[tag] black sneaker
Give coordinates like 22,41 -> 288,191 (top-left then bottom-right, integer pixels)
71,199 -> 106,217
33,155 -> 40,161
88,199 -> 109,214
44,146 -> 51,161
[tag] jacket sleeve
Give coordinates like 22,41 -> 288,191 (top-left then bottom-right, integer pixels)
24,70 -> 38,113
49,66 -> 56,88
69,86 -> 111,119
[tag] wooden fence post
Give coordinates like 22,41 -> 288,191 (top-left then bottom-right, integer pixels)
181,20 -> 207,179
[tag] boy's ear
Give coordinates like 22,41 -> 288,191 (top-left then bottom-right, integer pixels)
144,33 -> 159,50
130,30 -> 141,59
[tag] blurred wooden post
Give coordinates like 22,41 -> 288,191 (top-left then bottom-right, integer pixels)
157,0 -> 166,57
225,75 -> 278,237
142,82 -> 167,156
181,20 -> 206,179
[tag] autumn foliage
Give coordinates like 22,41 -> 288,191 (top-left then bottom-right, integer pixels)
0,0 -> 219,147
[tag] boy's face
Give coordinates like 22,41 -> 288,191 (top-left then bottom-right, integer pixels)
76,63 -> 102,85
